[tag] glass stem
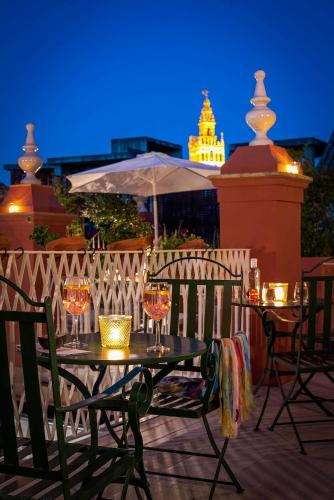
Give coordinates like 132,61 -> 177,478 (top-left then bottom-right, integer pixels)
72,315 -> 79,344
155,320 -> 161,347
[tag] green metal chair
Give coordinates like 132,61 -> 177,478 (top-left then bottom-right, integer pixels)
0,274 -> 153,499
143,256 -> 244,498
255,257 -> 334,454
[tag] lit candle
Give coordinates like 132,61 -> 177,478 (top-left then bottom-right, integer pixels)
273,283 -> 288,303
262,282 -> 288,304
106,348 -> 130,361
99,314 -> 132,348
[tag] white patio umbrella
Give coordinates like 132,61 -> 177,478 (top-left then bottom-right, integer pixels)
67,151 -> 219,248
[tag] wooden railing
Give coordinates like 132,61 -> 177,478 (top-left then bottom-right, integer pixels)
0,248 -> 250,438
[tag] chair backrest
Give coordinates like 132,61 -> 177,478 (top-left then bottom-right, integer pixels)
301,257 -> 334,352
146,256 -> 243,342
0,275 -> 65,481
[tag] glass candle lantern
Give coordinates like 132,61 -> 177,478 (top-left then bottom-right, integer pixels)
99,314 -> 132,348
262,283 -> 288,304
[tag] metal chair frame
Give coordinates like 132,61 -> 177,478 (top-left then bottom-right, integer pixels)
143,256 -> 244,498
255,257 -> 334,454
0,274 -> 153,499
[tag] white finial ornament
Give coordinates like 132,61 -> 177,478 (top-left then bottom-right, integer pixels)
17,123 -> 43,184
246,70 -> 276,146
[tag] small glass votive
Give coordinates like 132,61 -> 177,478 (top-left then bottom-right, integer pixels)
98,314 -> 132,348
262,283 -> 288,304
262,282 -> 275,303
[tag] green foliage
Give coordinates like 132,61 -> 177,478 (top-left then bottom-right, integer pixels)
53,178 -> 82,215
81,193 -> 152,244
66,219 -> 84,237
29,225 -> 60,248
53,178 -> 153,244
301,160 -> 334,257
160,226 -> 207,250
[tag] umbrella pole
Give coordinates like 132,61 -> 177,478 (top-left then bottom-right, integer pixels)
152,187 -> 159,250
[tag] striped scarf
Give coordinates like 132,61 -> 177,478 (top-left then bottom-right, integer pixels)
219,332 -> 254,438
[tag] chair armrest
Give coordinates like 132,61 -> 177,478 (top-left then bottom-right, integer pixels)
200,339 -> 219,381
200,339 -> 220,409
91,367 -> 153,418
57,366 -> 143,413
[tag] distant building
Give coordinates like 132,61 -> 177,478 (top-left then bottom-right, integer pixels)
4,137 -> 182,185
318,130 -> 334,168
188,90 -> 225,166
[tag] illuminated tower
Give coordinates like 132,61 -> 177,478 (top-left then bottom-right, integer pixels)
188,90 -> 225,167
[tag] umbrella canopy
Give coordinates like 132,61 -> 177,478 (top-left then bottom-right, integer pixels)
67,152 -> 219,247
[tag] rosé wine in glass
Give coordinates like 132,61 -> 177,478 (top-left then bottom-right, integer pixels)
143,289 -> 171,320
143,283 -> 171,353
63,276 -> 91,348
63,285 -> 90,316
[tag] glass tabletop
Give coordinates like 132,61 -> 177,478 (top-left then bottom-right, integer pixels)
232,298 -> 300,310
38,332 -> 208,366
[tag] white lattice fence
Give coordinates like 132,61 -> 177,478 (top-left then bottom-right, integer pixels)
0,248 -> 250,438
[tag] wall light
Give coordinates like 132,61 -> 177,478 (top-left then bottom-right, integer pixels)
8,202 -> 20,213
285,162 -> 300,175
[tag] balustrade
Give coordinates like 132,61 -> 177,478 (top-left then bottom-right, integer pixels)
0,248 -> 250,437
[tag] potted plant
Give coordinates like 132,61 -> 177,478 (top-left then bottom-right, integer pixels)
29,224 -> 61,249
45,220 -> 86,251
160,227 -> 207,250
30,222 -> 86,251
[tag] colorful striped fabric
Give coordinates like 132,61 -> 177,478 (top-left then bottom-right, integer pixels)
219,332 -> 254,438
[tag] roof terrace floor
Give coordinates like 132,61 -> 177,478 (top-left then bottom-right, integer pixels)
103,374 -> 334,499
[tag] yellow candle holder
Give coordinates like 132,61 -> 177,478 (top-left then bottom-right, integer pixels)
262,282 -> 288,304
99,314 -> 132,348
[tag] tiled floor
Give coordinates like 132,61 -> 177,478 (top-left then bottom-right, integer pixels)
104,374 -> 334,499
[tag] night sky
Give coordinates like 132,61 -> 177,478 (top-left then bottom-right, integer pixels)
0,0 -> 333,184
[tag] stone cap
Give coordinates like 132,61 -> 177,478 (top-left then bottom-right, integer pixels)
221,144 -> 302,175
0,185 -> 67,214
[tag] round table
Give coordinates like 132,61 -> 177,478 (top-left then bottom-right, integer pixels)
233,299 -> 302,393
43,332 -> 207,366
38,333 -> 208,441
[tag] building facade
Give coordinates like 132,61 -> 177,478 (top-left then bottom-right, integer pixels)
188,90 -> 225,167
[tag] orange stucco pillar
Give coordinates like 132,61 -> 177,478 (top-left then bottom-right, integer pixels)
0,184 -> 74,250
211,144 -> 312,382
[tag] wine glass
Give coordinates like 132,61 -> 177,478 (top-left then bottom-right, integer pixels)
143,282 -> 171,353
294,281 -> 309,304
63,275 -> 91,348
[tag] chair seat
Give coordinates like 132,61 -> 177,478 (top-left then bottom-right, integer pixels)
273,350 -> 334,371
0,439 -> 134,498
156,375 -> 219,401
156,375 -> 207,400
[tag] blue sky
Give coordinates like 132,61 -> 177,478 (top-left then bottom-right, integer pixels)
0,0 -> 333,184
